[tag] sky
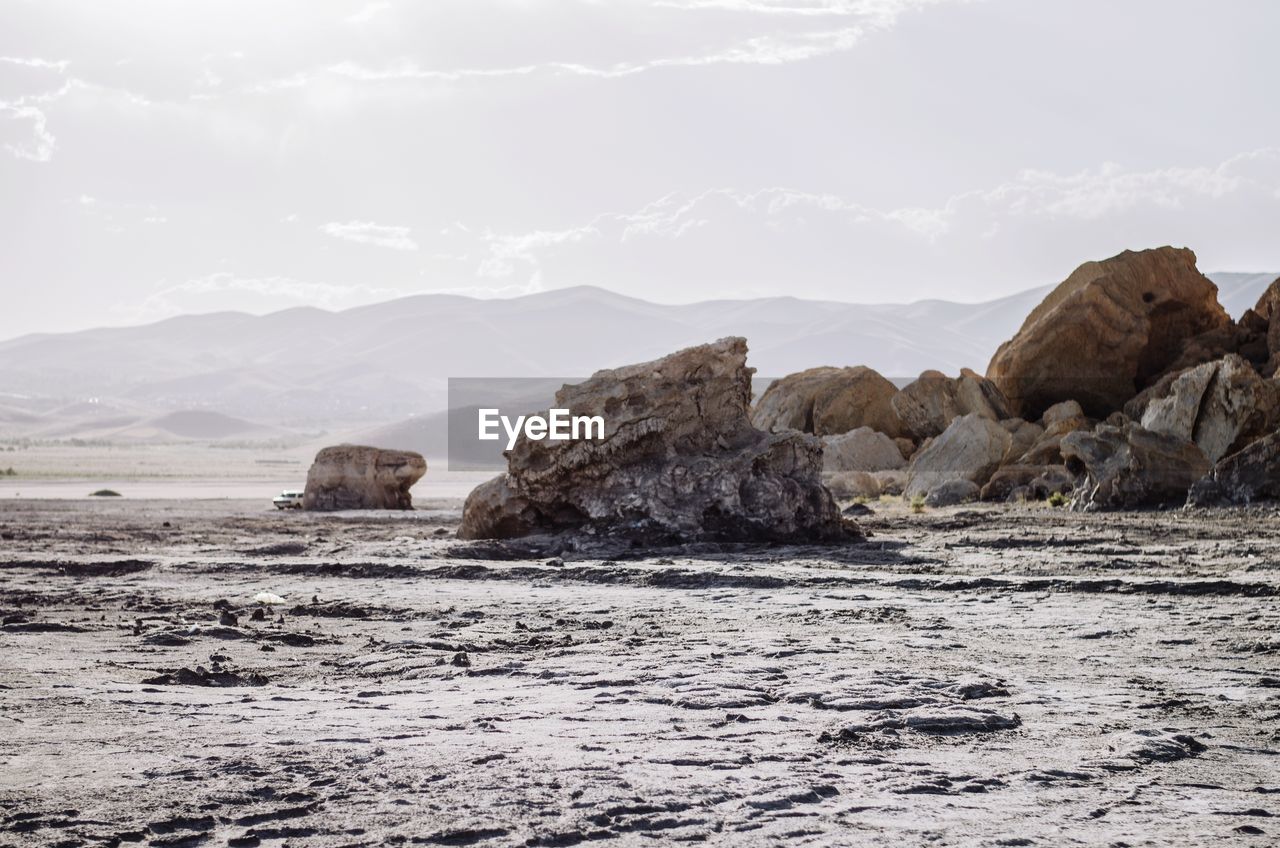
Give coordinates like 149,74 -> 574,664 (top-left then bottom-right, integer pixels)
2,0 -> 1279,340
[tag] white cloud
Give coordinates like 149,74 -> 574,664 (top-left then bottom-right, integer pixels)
320,220 -> 418,251
346,1 -> 392,24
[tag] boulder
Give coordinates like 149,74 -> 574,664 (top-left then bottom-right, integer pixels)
983,464 -> 1075,502
1187,432 -> 1280,506
1060,423 -> 1210,510
752,366 -> 903,437
1138,354 -> 1278,463
903,414 -> 1011,498
825,471 -> 881,499
303,445 -> 426,511
821,427 -> 907,473
1018,414 -> 1092,466
458,337 -> 856,543
1041,400 -> 1084,428
1000,418 -> 1044,465
891,369 -> 1010,440
924,479 -> 980,508
987,247 -> 1232,419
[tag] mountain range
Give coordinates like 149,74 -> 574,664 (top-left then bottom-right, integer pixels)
0,272 -> 1274,453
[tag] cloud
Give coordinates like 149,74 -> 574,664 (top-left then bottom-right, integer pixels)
320,220 -> 418,251
346,1 -> 392,24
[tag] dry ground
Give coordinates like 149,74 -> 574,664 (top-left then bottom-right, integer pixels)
1,497 -> 1278,846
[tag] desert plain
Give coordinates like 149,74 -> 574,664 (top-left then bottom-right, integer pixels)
2,487 -> 1277,847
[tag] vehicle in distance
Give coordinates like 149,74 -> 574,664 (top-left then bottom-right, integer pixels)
273,490 -> 305,510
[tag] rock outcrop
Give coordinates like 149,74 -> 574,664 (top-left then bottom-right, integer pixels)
1187,432 -> 1280,506
821,427 -> 906,473
825,470 -> 882,499
903,414 -> 1011,498
891,369 -> 1010,440
459,338 -> 857,543
752,366 -> 903,437
303,445 -> 426,511
924,479 -> 980,508
1137,354 -> 1277,464
1060,423 -> 1210,510
987,247 -> 1232,420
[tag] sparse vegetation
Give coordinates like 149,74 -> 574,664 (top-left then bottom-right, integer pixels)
853,495 -> 871,505
1047,491 -> 1069,508
910,494 -> 926,514
89,489 -> 122,497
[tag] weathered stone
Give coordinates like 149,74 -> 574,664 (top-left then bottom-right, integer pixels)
821,427 -> 906,473
825,471 -> 881,499
1041,400 -> 1084,428
924,479 -> 980,508
1060,423 -> 1210,510
1187,432 -> 1280,506
892,369 -> 1011,440
987,247 -> 1232,419
980,464 -> 1044,502
904,414 -> 1011,498
1139,354 -> 1278,463
752,366 -> 904,437
1000,418 -> 1044,466
303,445 -> 426,511
893,437 -> 916,461
1028,466 -> 1075,500
1018,415 -> 1092,466
459,337 -> 856,543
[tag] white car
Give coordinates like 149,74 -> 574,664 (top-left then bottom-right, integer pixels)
273,490 -> 305,510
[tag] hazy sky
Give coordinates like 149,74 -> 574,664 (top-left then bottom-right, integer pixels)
2,0 -> 1278,339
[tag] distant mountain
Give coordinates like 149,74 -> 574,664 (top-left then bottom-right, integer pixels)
0,272 -> 1273,447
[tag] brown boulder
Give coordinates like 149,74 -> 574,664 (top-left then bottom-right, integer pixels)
987,247 -> 1232,419
891,368 -> 1010,440
1187,431 -> 1280,506
1060,423 -> 1210,510
752,366 -> 903,437
459,338 -> 856,543
303,445 -> 426,511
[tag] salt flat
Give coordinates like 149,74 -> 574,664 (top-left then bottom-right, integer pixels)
1,498 -> 1277,846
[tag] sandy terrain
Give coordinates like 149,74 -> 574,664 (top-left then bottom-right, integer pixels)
1,497 -> 1278,846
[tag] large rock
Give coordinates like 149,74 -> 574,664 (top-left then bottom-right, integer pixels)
303,445 -> 426,511
1060,423 -> 1210,510
981,464 -> 1074,502
822,427 -> 906,473
1138,354 -> 1278,464
1000,418 -> 1044,465
924,479 -> 980,508
752,366 -> 904,437
987,247 -> 1232,419
891,369 -> 1010,440
903,414 -> 1011,498
825,471 -> 882,499
1019,414 -> 1093,465
459,338 -> 856,543
1187,432 -> 1280,506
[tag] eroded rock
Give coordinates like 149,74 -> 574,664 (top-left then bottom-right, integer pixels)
904,414 -> 1011,498
752,366 -> 904,437
822,427 -> 906,473
891,369 -> 1010,441
1061,423 -> 1210,510
987,247 -> 1232,419
1187,431 -> 1280,506
459,338 -> 856,543
303,445 -> 426,511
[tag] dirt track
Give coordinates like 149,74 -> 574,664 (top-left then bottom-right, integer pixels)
1,498 -> 1278,846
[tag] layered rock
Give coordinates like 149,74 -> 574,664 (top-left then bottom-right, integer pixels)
458,338 -> 856,543
303,445 -> 426,511
891,369 -> 1010,441
1060,423 -> 1210,510
987,247 -> 1232,419
752,366 -> 904,437
821,427 -> 906,473
1187,432 -> 1280,506
903,414 -> 1011,498
1137,354 -> 1277,463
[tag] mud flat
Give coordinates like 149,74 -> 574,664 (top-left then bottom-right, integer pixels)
1,498 -> 1278,846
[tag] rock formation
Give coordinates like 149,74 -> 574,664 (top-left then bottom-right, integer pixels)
752,366 -> 904,437
821,427 -> 906,473
459,338 -> 857,543
1187,432 -> 1280,506
987,247 -> 1232,419
903,414 -> 1011,498
303,445 -> 426,511
1136,354 -> 1277,464
891,369 -> 1010,441
1060,423 -> 1210,510
924,479 -> 980,507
